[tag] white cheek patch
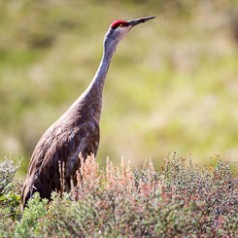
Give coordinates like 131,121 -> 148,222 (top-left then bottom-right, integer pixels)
115,26 -> 131,38
116,26 -> 131,33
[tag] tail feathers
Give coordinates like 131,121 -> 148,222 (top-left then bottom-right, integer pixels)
21,175 -> 37,210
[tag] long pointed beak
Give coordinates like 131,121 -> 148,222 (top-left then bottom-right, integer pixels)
128,16 -> 156,27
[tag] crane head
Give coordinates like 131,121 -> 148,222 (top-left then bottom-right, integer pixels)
111,16 -> 155,30
104,16 -> 155,51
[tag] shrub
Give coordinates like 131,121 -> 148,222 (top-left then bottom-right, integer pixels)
0,156 -> 237,237
0,159 -> 18,195
18,156 -> 238,237
0,159 -> 21,238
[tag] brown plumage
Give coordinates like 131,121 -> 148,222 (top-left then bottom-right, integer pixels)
21,16 -> 155,208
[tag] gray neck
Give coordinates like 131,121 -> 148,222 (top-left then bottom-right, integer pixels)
90,43 -> 116,97
78,39 -> 118,122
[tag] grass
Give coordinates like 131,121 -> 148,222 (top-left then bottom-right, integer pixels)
0,156 -> 237,237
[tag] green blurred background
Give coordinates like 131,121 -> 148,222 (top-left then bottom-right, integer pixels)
0,0 -> 238,176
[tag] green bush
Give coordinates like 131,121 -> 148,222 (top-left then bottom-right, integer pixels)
15,193 -> 48,238
0,159 -> 21,238
0,156 -> 237,237
0,159 -> 18,195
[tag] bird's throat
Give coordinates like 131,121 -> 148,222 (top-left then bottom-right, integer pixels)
81,44 -> 116,122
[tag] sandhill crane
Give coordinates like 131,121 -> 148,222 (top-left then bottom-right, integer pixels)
21,16 -> 155,208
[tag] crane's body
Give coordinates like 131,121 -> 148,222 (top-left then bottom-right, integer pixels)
21,16 -> 155,208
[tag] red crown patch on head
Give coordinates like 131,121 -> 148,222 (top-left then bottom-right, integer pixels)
111,20 -> 129,29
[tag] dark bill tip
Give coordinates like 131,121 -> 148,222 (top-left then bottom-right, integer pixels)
128,16 -> 156,27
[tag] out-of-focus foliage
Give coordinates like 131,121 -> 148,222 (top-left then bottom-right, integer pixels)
0,158 -> 18,194
0,0 -> 238,174
0,160 -> 21,238
2,156 -> 237,237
